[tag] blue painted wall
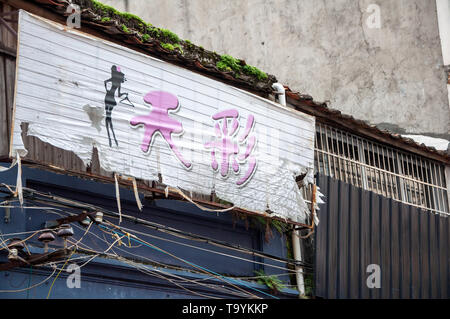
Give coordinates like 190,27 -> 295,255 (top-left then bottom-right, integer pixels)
0,163 -> 298,299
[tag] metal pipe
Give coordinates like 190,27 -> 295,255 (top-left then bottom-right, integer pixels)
292,229 -> 305,297
272,83 -> 286,106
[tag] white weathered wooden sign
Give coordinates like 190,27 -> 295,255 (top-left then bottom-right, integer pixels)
11,11 -> 317,223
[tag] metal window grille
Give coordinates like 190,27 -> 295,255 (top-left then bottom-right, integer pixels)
314,123 -> 449,216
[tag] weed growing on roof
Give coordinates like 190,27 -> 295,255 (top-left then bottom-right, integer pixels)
217,54 -> 241,73
243,64 -> 268,80
159,28 -> 180,43
173,43 -> 183,54
87,0 -> 271,84
121,24 -> 130,33
160,43 -> 174,51
91,0 -> 119,16
120,12 -> 146,25
216,55 -> 267,80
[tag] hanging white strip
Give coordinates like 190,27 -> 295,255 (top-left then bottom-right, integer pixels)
131,177 -> 143,211
114,173 -> 122,223
0,158 -> 17,172
16,153 -> 23,206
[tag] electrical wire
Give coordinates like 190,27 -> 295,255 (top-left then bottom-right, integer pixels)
61,227 -> 245,298
100,223 -> 278,299
0,185 -> 308,297
0,184 -> 313,269
0,266 -> 57,293
38,222 -> 287,298
113,222 -> 312,275
46,247 -> 76,299
94,229 -> 256,298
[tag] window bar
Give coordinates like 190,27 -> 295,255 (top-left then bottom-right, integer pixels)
418,155 -> 426,208
341,130 -> 349,183
344,131 -> 350,184
373,142 -> 382,195
405,154 -> 416,205
396,150 -> 407,203
374,143 -> 383,196
345,132 -> 355,186
433,163 -> 445,212
421,155 -> 432,212
412,155 -> 422,207
358,138 -> 369,190
352,135 -> 360,188
314,127 -> 321,175
319,124 -> 326,175
316,125 -> 322,174
381,146 -> 394,198
356,136 -> 363,188
438,165 -> 449,213
369,141 -> 380,195
438,164 -> 448,213
405,152 -> 414,204
384,146 -> 396,200
430,161 -> 440,212
363,139 -> 371,191
413,155 -> 423,207
376,144 -> 387,198
324,125 -> 335,179
313,123 -> 448,214
333,128 -> 343,182
403,152 -> 413,204
386,147 -> 397,200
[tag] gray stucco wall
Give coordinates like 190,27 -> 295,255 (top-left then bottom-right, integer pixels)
102,0 -> 450,139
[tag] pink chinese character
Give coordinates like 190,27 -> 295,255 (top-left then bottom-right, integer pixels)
205,109 -> 257,186
130,91 -> 191,169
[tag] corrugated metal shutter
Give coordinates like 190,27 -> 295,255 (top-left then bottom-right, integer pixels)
314,174 -> 449,299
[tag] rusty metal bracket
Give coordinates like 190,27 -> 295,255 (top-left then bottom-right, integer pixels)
0,248 -> 67,271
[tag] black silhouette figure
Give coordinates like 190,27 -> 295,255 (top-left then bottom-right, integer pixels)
104,65 -> 134,147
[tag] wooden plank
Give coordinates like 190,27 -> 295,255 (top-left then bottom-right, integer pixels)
0,3 -> 17,50
410,207 -> 421,298
438,216 -> 449,298
380,196 -> 391,298
327,176 -> 339,299
338,181 -> 349,298
349,184 -> 361,298
420,211 -> 430,298
400,204 -> 411,298
370,192 -> 381,299
390,200 -> 401,299
428,212 -> 439,298
4,55 -> 15,154
0,56 -> 7,154
359,188 -> 371,299
314,174 -> 329,298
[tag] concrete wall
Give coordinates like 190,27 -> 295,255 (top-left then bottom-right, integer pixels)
102,0 -> 450,139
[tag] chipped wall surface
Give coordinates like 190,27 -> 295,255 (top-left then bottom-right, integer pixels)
103,0 -> 450,138
12,11 -> 317,223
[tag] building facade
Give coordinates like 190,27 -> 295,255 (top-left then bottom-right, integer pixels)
0,0 -> 449,299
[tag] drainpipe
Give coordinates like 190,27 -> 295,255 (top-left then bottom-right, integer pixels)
272,82 -> 305,296
272,83 -> 286,106
292,229 -> 305,297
